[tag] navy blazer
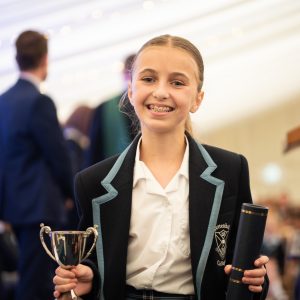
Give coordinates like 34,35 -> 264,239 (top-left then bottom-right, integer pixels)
0,78 -> 73,225
75,133 -> 268,300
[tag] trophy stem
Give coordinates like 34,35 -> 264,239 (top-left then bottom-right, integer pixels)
71,289 -> 78,299
57,289 -> 81,300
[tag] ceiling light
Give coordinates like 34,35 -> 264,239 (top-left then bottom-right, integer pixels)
261,163 -> 282,185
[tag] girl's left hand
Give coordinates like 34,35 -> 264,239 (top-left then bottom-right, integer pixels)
224,255 -> 269,293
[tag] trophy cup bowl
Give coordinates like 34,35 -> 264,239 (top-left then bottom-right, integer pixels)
40,223 -> 98,300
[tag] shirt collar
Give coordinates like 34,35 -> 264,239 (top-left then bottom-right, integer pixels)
20,71 -> 42,91
133,136 -> 189,187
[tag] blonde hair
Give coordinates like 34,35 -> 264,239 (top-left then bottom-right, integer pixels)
120,34 -> 204,136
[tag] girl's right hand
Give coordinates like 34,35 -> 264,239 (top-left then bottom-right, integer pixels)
53,264 -> 94,299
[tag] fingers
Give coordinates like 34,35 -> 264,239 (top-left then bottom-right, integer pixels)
53,290 -> 60,298
224,256 -> 269,294
224,264 -> 232,275
53,267 -> 78,294
242,273 -> 265,286
54,267 -> 76,283
254,255 -> 269,267
248,284 -> 263,293
244,265 -> 267,278
244,256 -> 268,281
54,280 -> 77,293
243,256 -> 269,293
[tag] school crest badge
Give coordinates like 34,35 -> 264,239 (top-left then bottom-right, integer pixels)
215,223 -> 230,266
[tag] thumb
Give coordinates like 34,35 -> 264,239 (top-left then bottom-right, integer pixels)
224,264 -> 232,275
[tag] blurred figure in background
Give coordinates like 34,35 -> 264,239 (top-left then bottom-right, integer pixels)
262,202 -> 288,300
285,206 -> 300,300
259,196 -> 300,300
0,30 -> 73,300
63,104 -> 94,228
0,220 -> 18,300
84,53 -> 136,167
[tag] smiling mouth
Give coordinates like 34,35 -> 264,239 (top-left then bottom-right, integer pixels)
147,104 -> 174,112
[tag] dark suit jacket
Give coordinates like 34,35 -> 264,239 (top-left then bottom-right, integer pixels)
0,78 -> 73,225
75,134 -> 268,300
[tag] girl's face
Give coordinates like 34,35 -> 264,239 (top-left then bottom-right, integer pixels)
128,46 -> 204,136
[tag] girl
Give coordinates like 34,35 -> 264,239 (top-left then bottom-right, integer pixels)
53,34 -> 269,300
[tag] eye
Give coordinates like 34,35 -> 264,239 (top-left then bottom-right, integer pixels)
141,76 -> 155,83
171,80 -> 185,87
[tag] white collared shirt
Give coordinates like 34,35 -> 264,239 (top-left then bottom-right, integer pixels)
126,137 -> 194,295
20,71 -> 42,92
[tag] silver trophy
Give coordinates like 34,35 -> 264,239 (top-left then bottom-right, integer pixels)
40,223 -> 98,300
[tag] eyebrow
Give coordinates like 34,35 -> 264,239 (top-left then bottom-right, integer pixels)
138,68 -> 157,75
138,68 -> 190,80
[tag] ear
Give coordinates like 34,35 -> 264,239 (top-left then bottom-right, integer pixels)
127,81 -> 133,104
190,90 -> 204,113
40,54 -> 48,68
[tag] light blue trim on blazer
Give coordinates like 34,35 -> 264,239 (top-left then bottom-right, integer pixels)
92,145 -> 131,300
195,143 -> 225,300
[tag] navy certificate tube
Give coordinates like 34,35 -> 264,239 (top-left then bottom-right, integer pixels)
226,203 -> 268,300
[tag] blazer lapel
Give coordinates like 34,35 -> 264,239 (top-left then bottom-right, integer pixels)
188,136 -> 225,300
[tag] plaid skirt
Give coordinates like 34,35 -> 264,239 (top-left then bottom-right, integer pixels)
125,285 -> 196,300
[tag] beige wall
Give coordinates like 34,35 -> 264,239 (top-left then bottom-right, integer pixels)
194,97 -> 300,204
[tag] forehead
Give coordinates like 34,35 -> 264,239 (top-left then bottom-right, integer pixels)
134,46 -> 198,77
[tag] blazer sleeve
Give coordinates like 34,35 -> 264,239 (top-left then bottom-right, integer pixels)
29,94 -> 73,198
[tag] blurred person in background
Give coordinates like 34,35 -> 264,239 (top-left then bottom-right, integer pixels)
283,128 -> 300,300
0,220 -> 18,300
84,53 -> 136,167
286,206 -> 300,300
0,30 -> 73,300
63,104 -> 94,229
261,202 -> 288,300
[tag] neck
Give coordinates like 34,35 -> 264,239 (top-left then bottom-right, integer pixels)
139,130 -> 187,188
31,68 -> 45,81
21,64 -> 46,82
140,130 -> 186,163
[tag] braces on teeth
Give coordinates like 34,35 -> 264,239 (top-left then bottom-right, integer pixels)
150,105 -> 172,112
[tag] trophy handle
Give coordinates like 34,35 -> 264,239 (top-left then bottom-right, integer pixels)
40,223 -> 56,261
82,225 -> 98,261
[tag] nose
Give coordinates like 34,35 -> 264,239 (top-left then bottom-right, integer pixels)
152,83 -> 169,100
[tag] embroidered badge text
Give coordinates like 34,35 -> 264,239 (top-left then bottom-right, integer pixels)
215,223 -> 230,266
